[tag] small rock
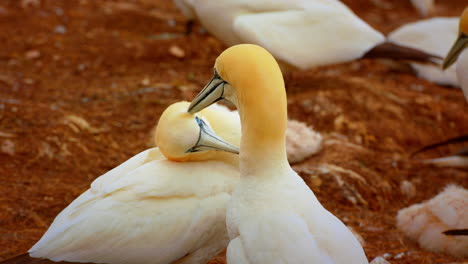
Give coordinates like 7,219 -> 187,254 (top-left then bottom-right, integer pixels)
1,139 -> 15,155
167,19 -> 176,27
54,25 -> 67,34
0,6 -> 8,14
25,50 -> 41,60
400,180 -> 416,198
23,78 -> 35,85
21,0 -> 40,8
309,175 -> 322,188
370,256 -> 390,264
169,45 -> 185,58
140,77 -> 150,86
54,7 -> 64,16
77,63 -> 87,71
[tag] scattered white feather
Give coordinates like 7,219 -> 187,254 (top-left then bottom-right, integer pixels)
423,155 -> 468,168
409,0 -> 434,16
396,185 -> 468,257
369,256 -> 390,264
286,120 -> 322,164
388,17 -> 459,86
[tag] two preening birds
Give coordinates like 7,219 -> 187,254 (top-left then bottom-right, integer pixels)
23,45 -> 368,264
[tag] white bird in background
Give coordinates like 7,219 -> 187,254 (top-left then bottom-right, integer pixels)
411,7 -> 468,168
174,0 -> 440,70
397,185 -> 468,257
442,6 -> 468,101
6,102 -> 241,264
188,44 -> 368,264
388,17 -> 460,86
174,0 -> 381,69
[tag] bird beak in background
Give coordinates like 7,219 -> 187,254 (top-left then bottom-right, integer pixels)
442,33 -> 468,70
188,70 -> 226,114
186,117 -> 239,154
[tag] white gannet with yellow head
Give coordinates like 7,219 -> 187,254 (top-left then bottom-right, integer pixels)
188,44 -> 368,264
27,102 -> 240,264
443,7 -> 468,102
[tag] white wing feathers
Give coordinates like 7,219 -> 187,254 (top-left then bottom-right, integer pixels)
29,150 -> 238,264
232,3 -> 384,69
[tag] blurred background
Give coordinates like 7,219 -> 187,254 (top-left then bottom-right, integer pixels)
0,0 -> 466,263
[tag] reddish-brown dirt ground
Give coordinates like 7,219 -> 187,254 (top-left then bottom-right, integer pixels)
0,0 -> 467,263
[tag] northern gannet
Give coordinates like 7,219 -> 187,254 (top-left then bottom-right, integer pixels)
7,102 -> 240,264
188,44 -> 368,264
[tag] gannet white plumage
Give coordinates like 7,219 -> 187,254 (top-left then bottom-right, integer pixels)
188,44 -> 368,264
26,102 -> 240,264
388,17 -> 460,86
174,0 -> 385,69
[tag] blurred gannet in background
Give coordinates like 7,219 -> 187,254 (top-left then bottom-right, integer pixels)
174,0 -> 438,70
151,103 -> 323,164
411,7 -> 468,168
188,44 -> 368,264
388,17 -> 460,86
5,102 -> 241,264
443,7 -> 468,100
396,185 -> 468,257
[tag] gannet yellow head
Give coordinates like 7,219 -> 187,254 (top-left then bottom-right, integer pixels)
442,7 -> 468,69
187,44 -> 287,129
188,44 -> 288,166
155,102 -> 239,162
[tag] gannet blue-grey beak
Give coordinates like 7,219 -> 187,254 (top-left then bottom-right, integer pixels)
186,116 -> 239,154
188,70 -> 226,114
442,33 -> 468,69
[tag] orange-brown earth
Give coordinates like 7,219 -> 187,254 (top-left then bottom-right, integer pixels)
0,0 -> 467,263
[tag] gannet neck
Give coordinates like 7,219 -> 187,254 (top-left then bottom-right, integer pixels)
216,44 -> 289,176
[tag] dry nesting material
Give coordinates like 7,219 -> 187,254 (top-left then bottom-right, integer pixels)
396,185 -> 468,257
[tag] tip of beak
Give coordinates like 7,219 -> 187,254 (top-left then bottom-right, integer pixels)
186,103 -> 197,114
441,60 -> 450,70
